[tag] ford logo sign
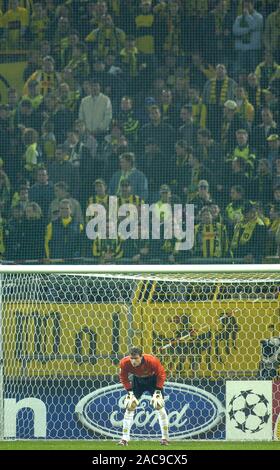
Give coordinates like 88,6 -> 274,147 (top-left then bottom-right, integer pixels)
75,382 -> 225,439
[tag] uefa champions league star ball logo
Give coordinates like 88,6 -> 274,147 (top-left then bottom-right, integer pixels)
228,390 -> 270,434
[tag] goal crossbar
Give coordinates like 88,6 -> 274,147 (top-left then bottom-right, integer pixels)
0,263 -> 279,274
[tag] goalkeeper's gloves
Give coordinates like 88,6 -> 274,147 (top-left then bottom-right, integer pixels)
151,389 -> 164,410
124,391 -> 139,411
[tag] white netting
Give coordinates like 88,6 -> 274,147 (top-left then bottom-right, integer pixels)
1,2 -> 280,266
0,269 -> 280,440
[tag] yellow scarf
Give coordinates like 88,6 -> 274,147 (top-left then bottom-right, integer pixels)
39,71 -> 59,95
230,145 -> 256,170
61,90 -> 80,112
117,170 -> 133,195
86,195 -> 109,222
92,237 -> 122,258
120,47 -> 138,77
214,10 -> 226,34
237,99 -> 249,121
96,27 -> 122,57
187,165 -> 201,202
270,219 -> 280,234
191,103 -> 200,125
209,77 -> 229,105
67,54 -> 89,74
231,218 -> 259,250
118,195 -> 142,205
226,202 -> 244,222
30,16 -> 48,41
164,12 -> 183,55
194,222 -> 227,258
88,194 -> 109,207
221,120 -> 230,147
61,216 -> 72,227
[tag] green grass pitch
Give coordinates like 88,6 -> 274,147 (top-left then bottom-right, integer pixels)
0,441 -> 280,451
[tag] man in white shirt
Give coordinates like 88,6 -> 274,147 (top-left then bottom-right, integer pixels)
78,78 -> 112,139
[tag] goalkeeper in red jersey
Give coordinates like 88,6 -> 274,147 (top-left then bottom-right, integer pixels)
118,347 -> 169,446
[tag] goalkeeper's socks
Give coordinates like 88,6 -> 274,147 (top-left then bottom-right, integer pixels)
122,410 -> 135,441
157,407 -> 169,440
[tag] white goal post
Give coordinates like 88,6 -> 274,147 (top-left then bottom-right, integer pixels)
0,264 -> 279,441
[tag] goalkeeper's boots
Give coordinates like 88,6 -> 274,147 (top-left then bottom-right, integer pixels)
118,439 -> 128,446
160,439 -> 169,446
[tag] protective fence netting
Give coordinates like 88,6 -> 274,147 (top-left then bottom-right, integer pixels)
0,1 -> 279,265
1,271 -> 279,440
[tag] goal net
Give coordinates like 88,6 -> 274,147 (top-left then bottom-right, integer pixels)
0,267 -> 280,441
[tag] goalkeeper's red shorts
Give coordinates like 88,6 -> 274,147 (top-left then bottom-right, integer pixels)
132,375 -> 164,399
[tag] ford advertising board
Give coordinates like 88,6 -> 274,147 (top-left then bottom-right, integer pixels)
75,382 -> 225,440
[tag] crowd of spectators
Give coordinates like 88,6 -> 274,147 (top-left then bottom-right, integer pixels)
0,0 -> 280,264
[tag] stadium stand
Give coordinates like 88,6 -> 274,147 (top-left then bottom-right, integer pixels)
0,0 -> 279,264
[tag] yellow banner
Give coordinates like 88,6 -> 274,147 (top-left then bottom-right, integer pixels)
0,60 -> 26,103
143,301 -> 280,378
3,303 -> 129,377
4,300 -> 280,379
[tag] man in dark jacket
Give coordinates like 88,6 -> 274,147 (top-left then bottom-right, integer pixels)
138,105 -> 176,157
45,199 -> 83,260
230,202 -> 267,262
48,145 -> 76,194
29,167 -> 54,219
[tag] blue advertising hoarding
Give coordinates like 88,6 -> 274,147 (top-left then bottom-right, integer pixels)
4,378 -> 225,440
